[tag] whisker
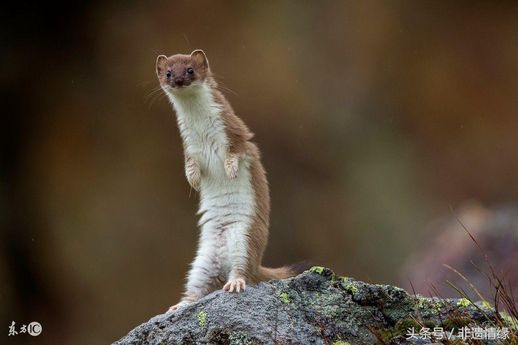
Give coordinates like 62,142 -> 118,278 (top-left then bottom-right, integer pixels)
145,93 -> 163,107
212,73 -> 225,80
218,83 -> 239,97
138,79 -> 159,87
144,86 -> 164,100
183,33 -> 191,47
147,92 -> 167,109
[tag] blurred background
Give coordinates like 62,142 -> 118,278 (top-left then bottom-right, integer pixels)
1,1 -> 517,343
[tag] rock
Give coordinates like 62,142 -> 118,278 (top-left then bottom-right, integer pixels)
114,267 -> 501,345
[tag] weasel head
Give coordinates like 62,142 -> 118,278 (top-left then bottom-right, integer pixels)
156,49 -> 212,96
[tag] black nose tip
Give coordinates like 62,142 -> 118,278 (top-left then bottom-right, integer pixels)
174,78 -> 184,87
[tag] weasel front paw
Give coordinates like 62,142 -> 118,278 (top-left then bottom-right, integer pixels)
223,277 -> 246,293
186,169 -> 201,191
224,154 -> 239,180
185,160 -> 201,191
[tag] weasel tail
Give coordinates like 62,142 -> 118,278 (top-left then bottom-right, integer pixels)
155,50 -> 302,311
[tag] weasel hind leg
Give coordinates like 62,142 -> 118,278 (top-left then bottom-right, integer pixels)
167,233 -> 222,312
168,270 -> 221,312
222,223 -> 250,293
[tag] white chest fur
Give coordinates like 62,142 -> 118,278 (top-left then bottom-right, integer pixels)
167,83 -> 228,176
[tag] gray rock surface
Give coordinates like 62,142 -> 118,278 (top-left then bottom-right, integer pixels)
114,267 -> 500,344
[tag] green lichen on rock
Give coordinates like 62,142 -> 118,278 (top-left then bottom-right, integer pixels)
228,332 -> 260,345
501,312 -> 518,331
340,277 -> 358,295
332,340 -> 350,345
431,300 -> 445,314
410,296 -> 450,319
481,300 -> 492,309
308,266 -> 337,281
279,292 -> 290,304
457,298 -> 471,307
197,310 -> 207,327
309,266 -> 326,274
415,296 -> 426,310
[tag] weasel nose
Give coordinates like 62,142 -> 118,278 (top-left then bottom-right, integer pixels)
174,78 -> 184,87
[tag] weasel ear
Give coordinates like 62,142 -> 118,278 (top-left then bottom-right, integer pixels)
190,49 -> 209,69
156,55 -> 168,76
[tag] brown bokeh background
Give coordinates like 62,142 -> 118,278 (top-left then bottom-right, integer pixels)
1,1 -> 517,343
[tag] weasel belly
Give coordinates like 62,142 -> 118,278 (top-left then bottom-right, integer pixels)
198,162 -> 255,276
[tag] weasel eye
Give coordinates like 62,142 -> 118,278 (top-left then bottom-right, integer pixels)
166,71 -> 172,78
187,67 -> 194,75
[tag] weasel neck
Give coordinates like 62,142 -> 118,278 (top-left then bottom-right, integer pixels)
165,82 -> 221,122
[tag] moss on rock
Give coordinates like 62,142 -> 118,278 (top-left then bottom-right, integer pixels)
197,310 -> 207,327
279,292 -> 290,304
457,298 -> 472,308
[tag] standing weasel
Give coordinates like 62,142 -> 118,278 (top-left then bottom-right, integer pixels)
156,50 -> 298,311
